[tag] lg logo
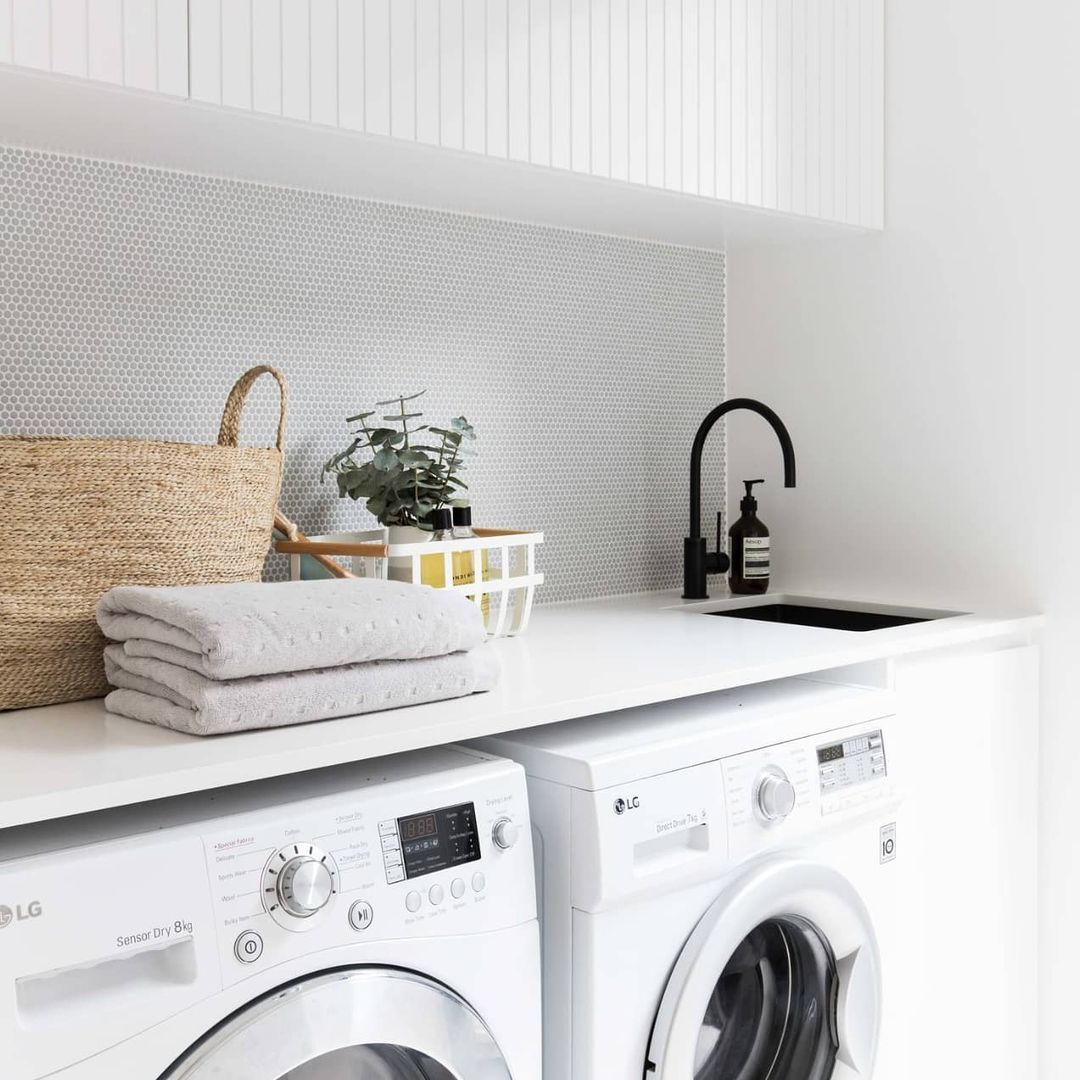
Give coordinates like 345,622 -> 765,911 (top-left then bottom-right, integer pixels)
0,901 -> 43,928
613,795 -> 641,815
879,823 -> 897,864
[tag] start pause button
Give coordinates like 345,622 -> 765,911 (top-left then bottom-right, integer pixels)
349,900 -> 375,932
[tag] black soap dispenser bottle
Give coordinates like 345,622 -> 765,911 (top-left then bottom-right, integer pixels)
728,479 -> 770,595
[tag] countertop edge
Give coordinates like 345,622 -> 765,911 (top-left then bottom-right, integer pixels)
0,591 -> 1042,831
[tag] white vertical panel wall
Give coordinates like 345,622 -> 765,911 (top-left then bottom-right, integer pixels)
2,1 -> 883,229
6,0 -> 188,96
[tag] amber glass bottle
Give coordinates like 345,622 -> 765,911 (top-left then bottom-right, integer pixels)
728,479 -> 770,595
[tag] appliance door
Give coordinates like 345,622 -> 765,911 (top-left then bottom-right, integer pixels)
647,859 -> 881,1080
162,968 -> 512,1079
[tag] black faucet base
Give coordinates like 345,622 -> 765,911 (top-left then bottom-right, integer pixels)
682,537 -> 731,599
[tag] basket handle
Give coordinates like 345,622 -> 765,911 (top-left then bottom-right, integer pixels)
218,365 -> 288,450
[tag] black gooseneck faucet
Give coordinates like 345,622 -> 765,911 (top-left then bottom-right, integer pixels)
683,398 -> 797,600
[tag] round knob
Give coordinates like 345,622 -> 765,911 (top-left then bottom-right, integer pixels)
278,857 -> 334,917
492,817 -> 520,850
756,771 -> 797,822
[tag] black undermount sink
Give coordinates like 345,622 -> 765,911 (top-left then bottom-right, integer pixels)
705,603 -> 932,632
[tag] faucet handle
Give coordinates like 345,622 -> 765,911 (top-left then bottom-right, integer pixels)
712,512 -> 731,576
681,516 -> 731,600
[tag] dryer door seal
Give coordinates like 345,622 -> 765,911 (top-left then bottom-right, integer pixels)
646,858 -> 881,1080
163,968 -> 512,1080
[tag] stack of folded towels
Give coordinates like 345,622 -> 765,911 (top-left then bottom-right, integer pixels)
96,578 -> 497,736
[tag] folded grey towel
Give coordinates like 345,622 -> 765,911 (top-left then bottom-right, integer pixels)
103,644 -> 500,736
97,578 -> 486,680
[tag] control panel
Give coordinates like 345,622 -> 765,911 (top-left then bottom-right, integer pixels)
379,801 -> 483,885
722,717 -> 896,858
817,730 -> 886,797
197,755 -> 532,987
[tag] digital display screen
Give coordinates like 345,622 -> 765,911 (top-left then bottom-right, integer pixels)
816,730 -> 886,800
397,802 -> 481,880
399,813 -> 437,842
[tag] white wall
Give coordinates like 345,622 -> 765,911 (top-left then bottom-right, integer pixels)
725,2 -> 1079,1076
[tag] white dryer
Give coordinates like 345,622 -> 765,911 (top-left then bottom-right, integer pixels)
0,746 -> 540,1080
475,678 -> 906,1080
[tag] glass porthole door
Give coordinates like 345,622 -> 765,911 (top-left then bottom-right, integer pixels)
647,860 -> 881,1080
163,969 -> 512,1080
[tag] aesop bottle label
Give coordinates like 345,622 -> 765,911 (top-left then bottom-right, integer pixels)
743,537 -> 770,578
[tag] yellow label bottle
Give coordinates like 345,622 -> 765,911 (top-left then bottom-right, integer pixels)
420,509 -> 453,588
452,506 -> 490,625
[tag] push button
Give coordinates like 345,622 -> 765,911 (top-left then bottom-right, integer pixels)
348,900 -> 374,932
428,883 -> 445,906
405,891 -> 422,913
234,930 -> 264,964
451,877 -> 466,899
471,872 -> 486,893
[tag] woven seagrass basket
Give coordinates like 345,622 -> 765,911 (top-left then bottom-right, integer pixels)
0,365 -> 287,710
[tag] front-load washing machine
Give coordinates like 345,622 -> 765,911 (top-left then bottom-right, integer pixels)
0,745 -> 540,1079
475,678 -> 907,1080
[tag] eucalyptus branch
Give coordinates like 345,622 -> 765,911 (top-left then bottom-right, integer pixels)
437,440 -> 461,506
325,394 -> 478,528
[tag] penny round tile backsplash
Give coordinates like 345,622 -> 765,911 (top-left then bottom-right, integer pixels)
0,146 -> 726,602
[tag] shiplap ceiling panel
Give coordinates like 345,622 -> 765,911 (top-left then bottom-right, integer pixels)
11,0 -> 50,70
223,0 -> 257,110
0,1 -> 11,65
5,0 -> 883,229
310,0 -> 339,126
50,0 -> 88,78
86,0 -> 124,85
11,0 -> 190,96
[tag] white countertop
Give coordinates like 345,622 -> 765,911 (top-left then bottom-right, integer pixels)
0,590 -> 1040,831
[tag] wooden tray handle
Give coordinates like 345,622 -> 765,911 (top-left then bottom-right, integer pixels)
273,510 -> 355,579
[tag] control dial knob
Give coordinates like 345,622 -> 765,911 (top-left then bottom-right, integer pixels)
492,817 -> 520,850
266,844 -> 337,920
755,769 -> 797,823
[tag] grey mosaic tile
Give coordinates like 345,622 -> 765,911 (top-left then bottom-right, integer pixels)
0,146 -> 726,602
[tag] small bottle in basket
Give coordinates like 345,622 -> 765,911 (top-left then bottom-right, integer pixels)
452,505 -> 490,623
420,509 -> 454,588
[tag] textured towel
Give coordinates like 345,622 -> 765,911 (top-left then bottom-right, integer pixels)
97,578 -> 486,680
103,644 -> 500,736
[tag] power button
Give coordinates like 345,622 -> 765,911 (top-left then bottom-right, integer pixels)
234,930 -> 264,964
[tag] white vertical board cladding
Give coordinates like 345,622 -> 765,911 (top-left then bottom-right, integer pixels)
6,0 -> 188,95
2,0 -> 883,229
0,2 -> 11,66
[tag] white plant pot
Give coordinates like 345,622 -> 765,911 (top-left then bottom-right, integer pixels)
386,524 -> 429,582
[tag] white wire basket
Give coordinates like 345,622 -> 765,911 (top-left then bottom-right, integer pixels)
276,527 -> 544,637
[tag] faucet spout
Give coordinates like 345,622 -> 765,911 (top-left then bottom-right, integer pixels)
684,397 -> 796,599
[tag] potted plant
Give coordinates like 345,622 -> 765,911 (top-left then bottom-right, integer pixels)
323,392 -> 476,547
